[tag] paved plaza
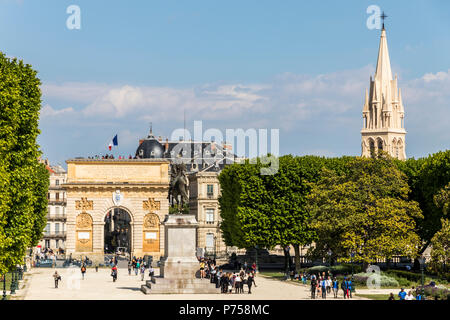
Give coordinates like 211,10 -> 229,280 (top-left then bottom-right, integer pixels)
8,267 -> 397,300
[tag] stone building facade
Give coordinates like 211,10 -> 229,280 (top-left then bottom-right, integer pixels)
189,171 -> 227,258
39,160 -> 67,251
64,159 -> 170,261
361,26 -> 406,160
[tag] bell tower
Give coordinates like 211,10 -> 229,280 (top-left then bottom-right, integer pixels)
361,21 -> 406,160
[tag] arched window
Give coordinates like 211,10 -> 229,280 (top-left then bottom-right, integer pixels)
369,139 -> 375,157
377,139 -> 383,152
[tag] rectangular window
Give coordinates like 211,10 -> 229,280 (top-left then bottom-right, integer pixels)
55,179 -> 59,186
207,184 -> 214,197
55,223 -> 60,234
55,239 -> 59,248
55,193 -> 59,200
47,192 -> 50,200
206,233 -> 214,251
45,223 -> 50,235
45,240 -> 50,248
55,207 -> 60,215
206,209 -> 214,224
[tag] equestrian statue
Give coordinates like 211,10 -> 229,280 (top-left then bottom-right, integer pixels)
168,163 -> 189,213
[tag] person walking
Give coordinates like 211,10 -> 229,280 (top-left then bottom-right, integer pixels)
111,265 -> 118,282
128,261 -> 132,276
148,265 -> 155,279
53,271 -> 61,288
247,272 -> 256,294
321,277 -> 327,299
135,261 -> 140,276
81,264 -> 86,280
388,293 -> 395,300
199,259 -> 206,279
310,275 -> 317,299
234,273 -> 241,294
326,276 -> 331,295
348,278 -> 353,298
398,288 -> 407,300
140,264 -> 145,281
332,277 -> 339,298
341,277 -> 348,299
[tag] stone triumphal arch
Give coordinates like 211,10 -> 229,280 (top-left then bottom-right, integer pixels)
65,159 -> 170,261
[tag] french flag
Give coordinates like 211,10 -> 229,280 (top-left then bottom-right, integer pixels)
108,134 -> 118,151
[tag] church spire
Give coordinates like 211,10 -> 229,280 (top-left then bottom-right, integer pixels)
361,20 -> 406,160
374,27 -> 393,86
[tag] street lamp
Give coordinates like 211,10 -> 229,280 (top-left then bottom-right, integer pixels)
350,252 -> 355,280
2,273 -> 6,300
9,270 -> 16,295
255,245 -> 259,273
213,236 -> 217,262
327,249 -> 332,267
418,256 -> 426,299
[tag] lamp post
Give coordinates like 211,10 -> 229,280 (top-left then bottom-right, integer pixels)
327,249 -> 332,267
9,270 -> 16,295
419,256 -> 426,299
2,273 -> 6,300
255,245 -> 259,273
213,236 -> 217,262
350,252 -> 355,280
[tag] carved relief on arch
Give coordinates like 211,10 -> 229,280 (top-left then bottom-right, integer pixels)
143,213 -> 160,253
76,212 -> 93,229
75,212 -> 93,252
143,213 -> 160,229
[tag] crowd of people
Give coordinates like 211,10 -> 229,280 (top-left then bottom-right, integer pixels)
390,287 -> 424,300
308,273 -> 353,299
198,258 -> 258,294
87,154 -> 134,160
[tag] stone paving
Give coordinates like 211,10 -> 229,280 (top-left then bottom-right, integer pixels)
14,267 -> 394,300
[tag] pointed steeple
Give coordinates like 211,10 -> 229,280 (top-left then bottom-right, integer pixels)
362,20 -> 407,160
374,28 -> 393,86
398,88 -> 404,112
363,88 -> 369,112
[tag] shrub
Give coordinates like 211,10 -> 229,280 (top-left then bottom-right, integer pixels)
385,270 -> 422,282
353,272 -> 400,287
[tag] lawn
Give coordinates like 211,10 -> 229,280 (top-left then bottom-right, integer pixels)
356,294 -> 391,300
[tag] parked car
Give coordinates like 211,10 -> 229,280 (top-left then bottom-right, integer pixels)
36,259 -> 54,267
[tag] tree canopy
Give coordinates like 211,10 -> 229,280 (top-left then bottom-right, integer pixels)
0,52 -> 48,274
306,155 -> 423,266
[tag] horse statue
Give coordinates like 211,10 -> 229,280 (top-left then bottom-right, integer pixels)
168,163 -> 189,212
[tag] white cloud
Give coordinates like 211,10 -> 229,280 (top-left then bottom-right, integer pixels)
40,104 -> 74,118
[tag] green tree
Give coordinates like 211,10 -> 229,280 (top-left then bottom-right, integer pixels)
218,155 -> 350,272
428,183 -> 450,275
307,156 -> 423,269
0,52 -> 47,275
397,151 -> 450,267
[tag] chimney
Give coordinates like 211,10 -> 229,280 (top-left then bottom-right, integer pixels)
165,138 -> 169,152
139,139 -> 144,145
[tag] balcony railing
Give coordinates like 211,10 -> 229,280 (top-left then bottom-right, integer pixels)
48,199 -> 66,205
46,214 -> 67,221
43,231 -> 67,238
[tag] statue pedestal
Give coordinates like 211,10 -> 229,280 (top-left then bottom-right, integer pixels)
160,214 -> 199,278
141,215 -> 219,294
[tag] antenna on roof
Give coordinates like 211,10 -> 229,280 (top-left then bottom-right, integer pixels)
183,109 -> 186,141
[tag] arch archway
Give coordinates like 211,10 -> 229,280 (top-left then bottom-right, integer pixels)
104,208 -> 132,255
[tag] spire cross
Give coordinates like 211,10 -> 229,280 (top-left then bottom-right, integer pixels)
381,11 -> 388,30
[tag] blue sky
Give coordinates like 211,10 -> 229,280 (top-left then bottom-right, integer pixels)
1,0 -> 449,166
